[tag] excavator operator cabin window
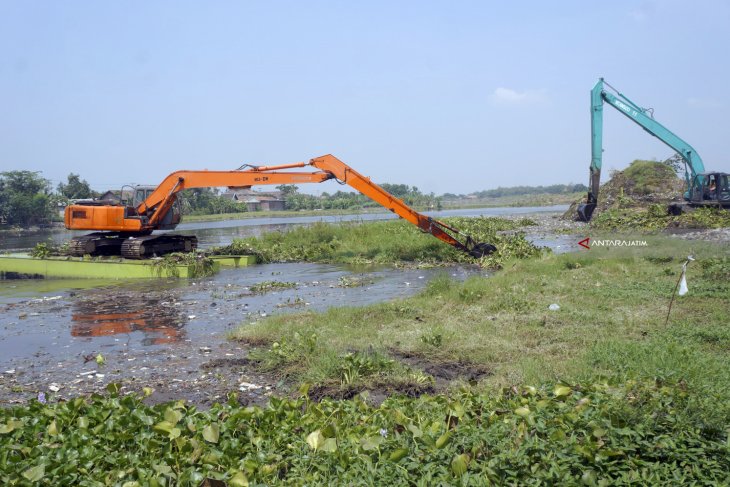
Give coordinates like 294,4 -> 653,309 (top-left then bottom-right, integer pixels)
718,174 -> 729,200
133,189 -> 146,207
708,175 -> 717,200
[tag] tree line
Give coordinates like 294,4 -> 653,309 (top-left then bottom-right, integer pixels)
444,183 -> 587,200
275,183 -> 444,211
0,171 -> 101,226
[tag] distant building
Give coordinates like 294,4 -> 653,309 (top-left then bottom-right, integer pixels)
221,189 -> 286,211
98,190 -> 134,204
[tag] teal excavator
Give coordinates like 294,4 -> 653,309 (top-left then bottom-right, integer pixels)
577,78 -> 730,221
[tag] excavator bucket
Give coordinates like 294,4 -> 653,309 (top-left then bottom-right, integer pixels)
576,203 -> 596,222
468,242 -> 497,259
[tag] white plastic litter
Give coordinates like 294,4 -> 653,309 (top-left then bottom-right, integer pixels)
678,255 -> 695,296
548,304 -> 560,311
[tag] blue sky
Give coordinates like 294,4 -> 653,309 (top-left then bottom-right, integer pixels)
1,0 -> 728,195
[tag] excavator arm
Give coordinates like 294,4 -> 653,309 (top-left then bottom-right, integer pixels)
142,154 -> 494,258
66,154 -> 495,258
578,78 -> 706,221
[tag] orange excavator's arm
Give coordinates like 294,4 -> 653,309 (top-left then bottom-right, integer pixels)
65,154 -> 495,258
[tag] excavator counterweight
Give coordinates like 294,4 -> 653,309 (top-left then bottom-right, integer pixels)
65,155 -> 496,259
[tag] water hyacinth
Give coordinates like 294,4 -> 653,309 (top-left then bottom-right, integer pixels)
209,217 -> 545,268
1,380 -> 727,485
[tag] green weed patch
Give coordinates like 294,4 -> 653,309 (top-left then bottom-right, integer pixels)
1,381 -> 727,485
211,217 -> 543,268
149,253 -> 215,279
248,281 -> 297,294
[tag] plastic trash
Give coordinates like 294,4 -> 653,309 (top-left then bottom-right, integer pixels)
548,304 -> 560,311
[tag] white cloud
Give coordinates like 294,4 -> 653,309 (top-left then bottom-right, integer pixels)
687,97 -> 722,109
629,1 -> 654,22
489,87 -> 548,105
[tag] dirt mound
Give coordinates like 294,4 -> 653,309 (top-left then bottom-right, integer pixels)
563,160 -> 684,220
307,380 -> 436,403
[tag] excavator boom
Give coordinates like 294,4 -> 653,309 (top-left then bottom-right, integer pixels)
65,155 -> 495,259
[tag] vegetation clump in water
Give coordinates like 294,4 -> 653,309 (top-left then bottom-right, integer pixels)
149,252 -> 215,278
210,217 -> 544,268
29,241 -> 70,259
248,280 -> 297,294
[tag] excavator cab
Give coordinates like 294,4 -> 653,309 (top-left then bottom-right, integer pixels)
689,173 -> 730,205
132,185 -> 182,230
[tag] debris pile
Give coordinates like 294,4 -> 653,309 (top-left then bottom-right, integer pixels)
564,159 -> 683,220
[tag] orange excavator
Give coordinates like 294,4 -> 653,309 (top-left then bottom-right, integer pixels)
65,154 -> 496,259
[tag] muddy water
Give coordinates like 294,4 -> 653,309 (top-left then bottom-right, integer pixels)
0,263 -> 483,405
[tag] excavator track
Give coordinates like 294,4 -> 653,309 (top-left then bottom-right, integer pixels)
120,235 -> 198,259
69,233 -> 128,257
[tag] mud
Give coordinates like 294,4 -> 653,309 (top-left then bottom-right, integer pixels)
302,350 -> 491,406
390,350 -> 491,386
306,379 -> 437,404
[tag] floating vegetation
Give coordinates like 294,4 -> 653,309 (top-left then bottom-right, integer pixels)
148,252 -> 215,279
209,217 -> 546,269
29,241 -> 69,259
337,275 -> 375,287
0,380 -> 727,484
249,280 -> 297,294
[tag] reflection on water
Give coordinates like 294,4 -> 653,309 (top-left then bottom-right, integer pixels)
71,293 -> 186,346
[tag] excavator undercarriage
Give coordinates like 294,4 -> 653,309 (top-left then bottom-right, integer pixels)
68,232 -> 198,259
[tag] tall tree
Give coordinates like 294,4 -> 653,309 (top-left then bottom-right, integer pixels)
0,171 -> 54,225
58,173 -> 95,199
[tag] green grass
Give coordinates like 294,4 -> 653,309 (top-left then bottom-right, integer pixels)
210,217 -> 543,268
232,237 -> 730,429
620,159 -> 680,195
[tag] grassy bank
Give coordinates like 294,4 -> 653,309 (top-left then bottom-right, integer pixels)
211,217 -> 543,268
233,237 -> 730,424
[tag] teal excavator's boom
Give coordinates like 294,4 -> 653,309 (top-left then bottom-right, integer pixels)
578,78 -> 707,221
